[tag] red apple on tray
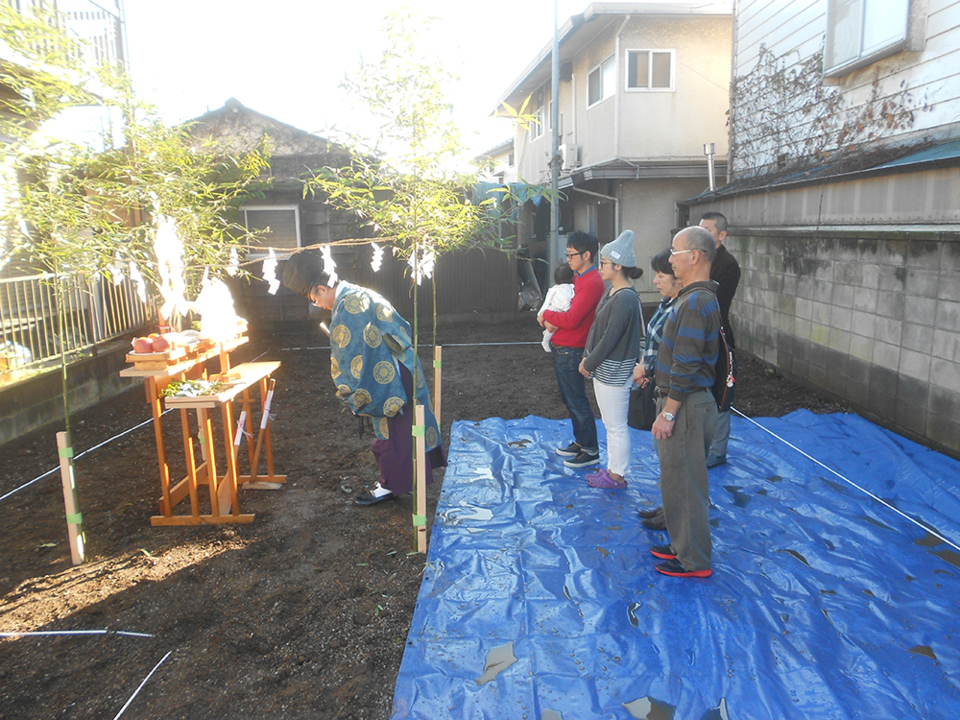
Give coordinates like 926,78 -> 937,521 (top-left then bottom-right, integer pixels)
151,336 -> 171,352
132,337 -> 154,354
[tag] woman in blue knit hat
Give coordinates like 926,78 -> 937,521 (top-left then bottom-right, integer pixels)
578,230 -> 644,488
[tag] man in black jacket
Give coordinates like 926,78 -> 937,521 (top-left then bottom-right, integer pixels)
700,212 -> 740,468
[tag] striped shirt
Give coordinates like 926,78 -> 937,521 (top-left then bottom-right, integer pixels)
582,286 -> 643,387
654,281 -> 721,402
643,295 -> 678,375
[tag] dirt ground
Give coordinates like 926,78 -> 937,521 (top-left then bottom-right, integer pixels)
0,316 -> 843,720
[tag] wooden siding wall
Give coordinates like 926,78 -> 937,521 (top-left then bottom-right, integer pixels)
733,0 -> 960,175
347,246 -> 518,324
235,244 -> 518,332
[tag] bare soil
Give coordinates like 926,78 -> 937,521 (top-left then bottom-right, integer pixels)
0,317 -> 842,719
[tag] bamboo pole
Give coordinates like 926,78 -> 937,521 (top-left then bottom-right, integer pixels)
56,432 -> 85,565
432,345 -> 442,426
414,404 -> 427,553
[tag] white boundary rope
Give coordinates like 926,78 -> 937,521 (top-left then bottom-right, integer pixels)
0,348 -> 273,504
0,629 -> 154,639
0,413 -> 171,503
732,407 -> 960,553
112,650 -> 172,720
280,341 -> 540,351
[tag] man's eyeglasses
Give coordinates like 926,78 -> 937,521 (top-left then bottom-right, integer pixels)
669,247 -> 695,256
565,251 -> 582,259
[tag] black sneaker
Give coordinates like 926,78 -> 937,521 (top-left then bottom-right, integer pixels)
556,442 -> 581,457
563,450 -> 600,468
650,544 -> 677,560
655,558 -> 712,578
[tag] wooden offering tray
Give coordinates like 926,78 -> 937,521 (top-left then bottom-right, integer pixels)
126,347 -> 187,371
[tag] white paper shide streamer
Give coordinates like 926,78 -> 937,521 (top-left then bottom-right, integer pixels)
192,268 -> 244,343
407,247 -> 435,286
371,242 -> 383,272
262,247 -> 280,295
153,217 -> 189,320
227,247 -> 239,277
321,245 -> 338,286
128,261 -> 147,304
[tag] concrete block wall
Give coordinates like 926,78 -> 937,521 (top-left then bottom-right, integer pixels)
0,341 -> 140,448
727,228 -> 960,456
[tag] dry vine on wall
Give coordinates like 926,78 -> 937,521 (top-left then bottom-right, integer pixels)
729,44 -> 927,177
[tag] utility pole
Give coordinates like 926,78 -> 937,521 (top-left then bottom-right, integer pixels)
549,0 -> 560,287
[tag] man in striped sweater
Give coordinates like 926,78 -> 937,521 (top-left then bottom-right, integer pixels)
649,226 -> 722,578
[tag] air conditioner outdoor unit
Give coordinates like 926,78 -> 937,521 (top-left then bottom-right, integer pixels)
560,144 -> 579,171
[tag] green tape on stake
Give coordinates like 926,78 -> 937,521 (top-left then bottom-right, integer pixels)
411,424 -> 425,437
59,446 -> 74,458
433,360 -> 441,368
412,514 -> 427,527
67,513 -> 82,524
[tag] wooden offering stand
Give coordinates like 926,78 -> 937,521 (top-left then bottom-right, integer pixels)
120,336 -> 285,526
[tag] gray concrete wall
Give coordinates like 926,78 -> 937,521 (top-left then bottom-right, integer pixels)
0,340 -> 141,448
727,227 -> 960,455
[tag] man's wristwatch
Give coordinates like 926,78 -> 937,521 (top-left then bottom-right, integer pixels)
662,411 -> 675,422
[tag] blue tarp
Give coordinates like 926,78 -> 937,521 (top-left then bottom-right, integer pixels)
392,411 -> 960,719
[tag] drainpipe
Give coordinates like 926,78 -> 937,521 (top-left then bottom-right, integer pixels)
704,142 -> 716,192
613,16 -> 631,159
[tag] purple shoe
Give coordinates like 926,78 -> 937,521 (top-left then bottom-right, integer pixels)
586,468 -> 627,489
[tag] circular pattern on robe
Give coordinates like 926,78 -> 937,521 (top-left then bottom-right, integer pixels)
336,384 -> 351,399
350,355 -> 363,379
416,367 -> 425,389
363,324 -> 382,348
352,388 -> 371,409
331,324 -> 351,348
383,396 -> 404,416
376,303 -> 393,323
426,426 -> 439,448
330,356 -> 341,378
343,294 -> 370,314
378,417 -> 390,439
373,361 -> 396,385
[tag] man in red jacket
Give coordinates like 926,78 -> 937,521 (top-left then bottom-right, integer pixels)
540,231 -> 605,468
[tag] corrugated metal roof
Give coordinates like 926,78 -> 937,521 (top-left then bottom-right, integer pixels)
873,139 -> 960,169
682,137 -> 960,205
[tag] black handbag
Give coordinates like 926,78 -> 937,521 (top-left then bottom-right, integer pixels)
713,325 -> 737,412
628,381 -> 657,431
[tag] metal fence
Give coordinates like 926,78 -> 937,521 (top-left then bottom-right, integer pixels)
0,272 -> 155,374
4,0 -> 126,71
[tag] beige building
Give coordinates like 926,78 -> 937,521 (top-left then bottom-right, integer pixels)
495,2 -> 732,299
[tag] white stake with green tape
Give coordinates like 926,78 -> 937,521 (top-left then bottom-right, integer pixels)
56,432 -> 85,565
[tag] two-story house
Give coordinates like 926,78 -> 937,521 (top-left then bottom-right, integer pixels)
685,0 -> 960,456
495,2 -> 732,300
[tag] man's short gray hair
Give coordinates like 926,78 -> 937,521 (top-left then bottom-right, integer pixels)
679,226 -> 717,262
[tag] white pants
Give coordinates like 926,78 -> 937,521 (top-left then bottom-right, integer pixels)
593,376 -> 632,477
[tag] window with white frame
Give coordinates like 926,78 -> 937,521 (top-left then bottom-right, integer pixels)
824,0 -> 911,75
530,105 -> 545,140
626,49 -> 675,91
588,55 -> 616,107
242,205 -> 301,254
